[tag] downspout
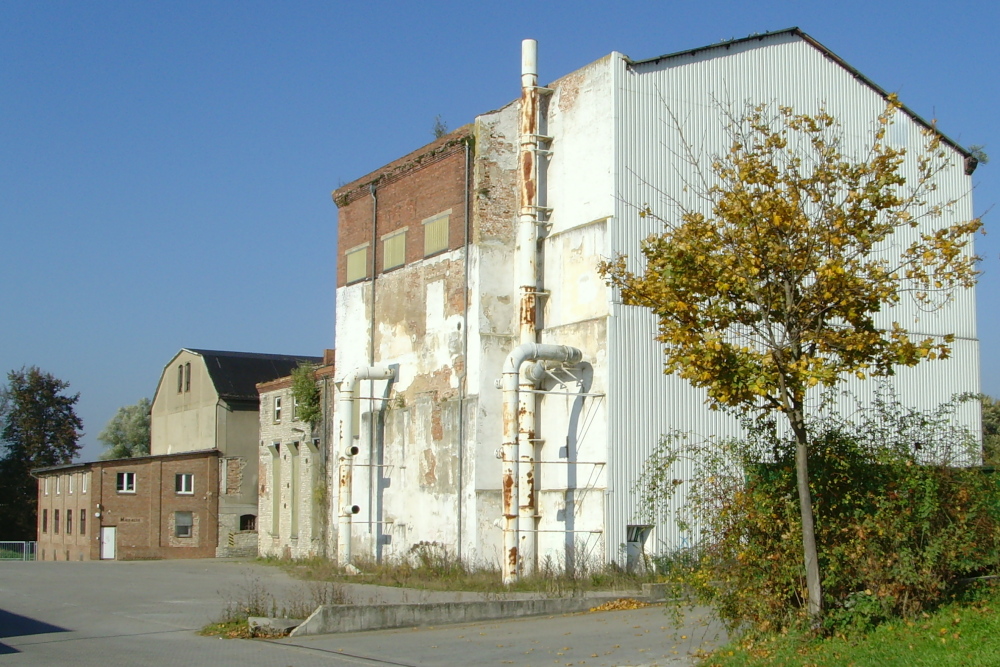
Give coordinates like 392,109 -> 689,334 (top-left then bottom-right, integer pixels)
367,184 -> 378,545
516,38 -> 541,577
457,137 -> 471,562
502,343 -> 582,585
337,364 -> 396,567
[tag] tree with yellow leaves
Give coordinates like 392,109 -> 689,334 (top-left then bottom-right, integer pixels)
601,98 -> 981,626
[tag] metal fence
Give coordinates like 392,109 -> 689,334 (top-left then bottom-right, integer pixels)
0,541 -> 37,561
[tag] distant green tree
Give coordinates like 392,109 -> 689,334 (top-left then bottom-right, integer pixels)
982,394 -> 1000,465
0,367 -> 83,539
98,398 -> 151,460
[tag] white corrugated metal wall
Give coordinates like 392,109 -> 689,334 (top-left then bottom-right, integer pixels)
606,33 -> 980,560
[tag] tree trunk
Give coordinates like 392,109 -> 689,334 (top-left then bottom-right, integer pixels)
789,404 -> 823,627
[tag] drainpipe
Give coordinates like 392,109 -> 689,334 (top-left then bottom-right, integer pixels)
516,38 -> 542,577
502,343 -> 582,585
337,364 -> 396,567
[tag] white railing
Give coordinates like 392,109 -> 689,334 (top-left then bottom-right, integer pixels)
0,541 -> 37,561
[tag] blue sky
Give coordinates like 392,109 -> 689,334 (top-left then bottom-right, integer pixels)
2,1 -> 998,461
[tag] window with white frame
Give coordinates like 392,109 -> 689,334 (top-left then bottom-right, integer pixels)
55,476 -> 61,495
292,396 -> 299,421
117,471 -> 136,493
44,478 -> 50,496
176,473 -> 194,494
82,472 -> 88,494
68,474 -> 74,495
382,229 -> 406,271
423,210 -> 451,257
175,511 -> 193,538
273,396 -> 282,423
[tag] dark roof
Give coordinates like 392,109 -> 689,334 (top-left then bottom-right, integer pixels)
186,349 -> 323,401
33,448 -> 220,475
627,27 -> 972,161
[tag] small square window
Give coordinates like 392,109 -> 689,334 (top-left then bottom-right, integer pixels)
117,472 -> 136,493
273,396 -> 282,423
176,473 -> 194,495
175,511 -> 193,538
423,211 -> 451,257
345,245 -> 369,284
382,229 -> 406,271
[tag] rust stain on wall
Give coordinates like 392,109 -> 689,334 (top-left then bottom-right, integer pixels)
421,448 -> 437,486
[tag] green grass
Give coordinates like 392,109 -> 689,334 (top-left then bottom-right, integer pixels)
704,585 -> 1000,666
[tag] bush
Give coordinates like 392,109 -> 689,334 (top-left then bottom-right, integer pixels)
643,389 -> 1000,634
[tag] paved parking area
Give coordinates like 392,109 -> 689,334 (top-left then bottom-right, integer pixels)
0,559 -> 723,666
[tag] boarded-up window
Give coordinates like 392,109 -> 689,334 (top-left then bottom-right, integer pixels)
423,211 -> 450,256
225,458 -> 243,495
382,229 -> 406,271
345,245 -> 368,283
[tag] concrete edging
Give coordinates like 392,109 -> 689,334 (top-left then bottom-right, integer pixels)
290,597 -> 605,636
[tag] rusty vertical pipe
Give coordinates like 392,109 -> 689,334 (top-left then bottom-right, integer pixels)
502,343 -> 582,586
516,38 -> 541,578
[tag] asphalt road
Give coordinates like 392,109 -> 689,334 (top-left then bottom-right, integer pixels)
0,559 -> 723,666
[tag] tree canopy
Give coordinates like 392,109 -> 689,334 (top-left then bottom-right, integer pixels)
601,100 -> 981,624
98,397 -> 151,460
0,366 -> 83,539
290,363 -> 322,427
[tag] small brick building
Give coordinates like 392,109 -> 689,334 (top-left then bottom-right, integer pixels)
34,450 -> 220,561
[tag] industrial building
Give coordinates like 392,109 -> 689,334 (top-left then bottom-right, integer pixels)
321,29 -> 980,580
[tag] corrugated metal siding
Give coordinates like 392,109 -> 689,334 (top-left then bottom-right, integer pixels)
606,35 -> 980,560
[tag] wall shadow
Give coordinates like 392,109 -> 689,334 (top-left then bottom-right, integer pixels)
0,607 -> 68,654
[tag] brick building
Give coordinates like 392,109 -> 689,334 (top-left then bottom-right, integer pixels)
34,450 -> 220,561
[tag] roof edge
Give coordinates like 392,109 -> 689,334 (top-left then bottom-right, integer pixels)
627,27 -> 972,160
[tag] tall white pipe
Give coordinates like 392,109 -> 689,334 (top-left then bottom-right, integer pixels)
516,37 -> 542,579
502,343 -> 582,585
337,364 -> 395,567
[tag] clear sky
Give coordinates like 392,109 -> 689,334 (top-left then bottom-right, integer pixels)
2,1 -> 998,462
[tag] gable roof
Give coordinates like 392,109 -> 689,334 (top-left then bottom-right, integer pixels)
627,27 -> 973,162
184,349 -> 323,402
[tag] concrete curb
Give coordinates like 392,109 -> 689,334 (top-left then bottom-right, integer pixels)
290,597 -> 610,636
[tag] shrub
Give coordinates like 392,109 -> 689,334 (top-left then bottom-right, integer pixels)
643,389 -> 1000,634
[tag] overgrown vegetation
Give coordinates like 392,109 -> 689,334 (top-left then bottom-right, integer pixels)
201,573 -> 346,639
642,390 -> 1000,636
290,363 -> 321,427
705,581 -> 1000,666
263,544 -> 651,597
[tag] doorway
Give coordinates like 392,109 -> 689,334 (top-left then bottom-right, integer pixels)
100,526 -> 116,560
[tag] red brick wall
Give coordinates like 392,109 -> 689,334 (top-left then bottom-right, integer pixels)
37,451 -> 220,561
334,133 -> 470,287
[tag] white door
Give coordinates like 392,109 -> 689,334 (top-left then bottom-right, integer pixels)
100,526 -> 116,560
